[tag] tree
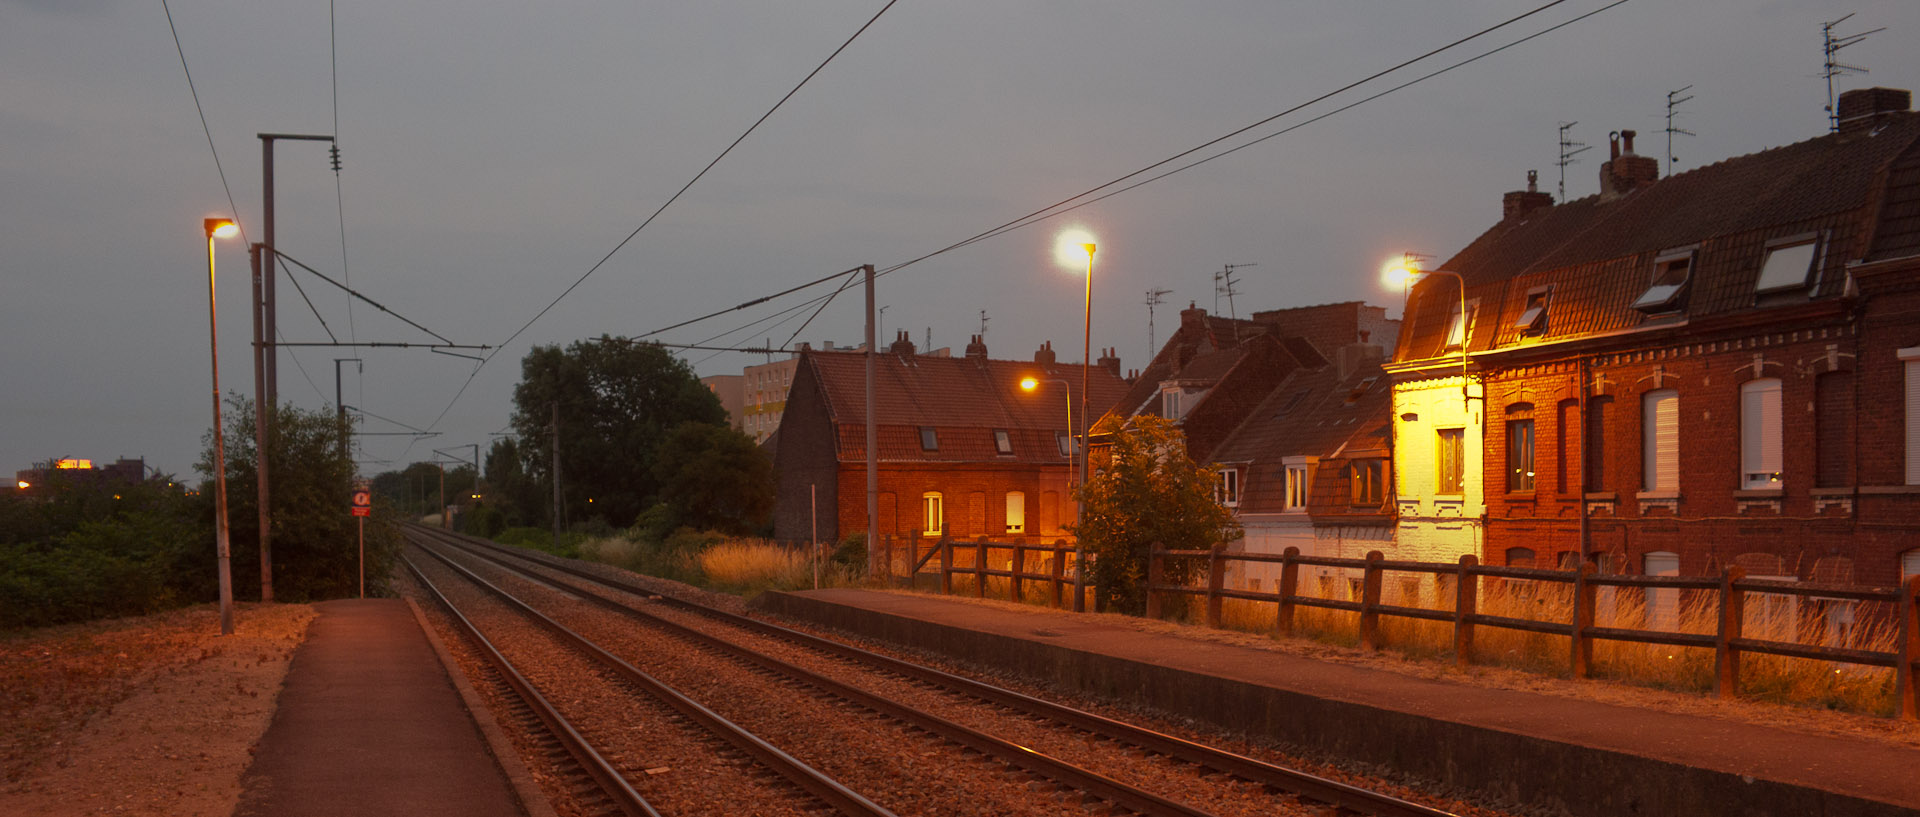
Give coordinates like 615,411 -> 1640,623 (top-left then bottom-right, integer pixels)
650,421 -> 774,534
510,337 -> 725,529
1072,415 -> 1242,615
483,437 -> 542,527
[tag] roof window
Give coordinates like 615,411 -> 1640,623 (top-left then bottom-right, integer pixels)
993,429 -> 1013,456
919,427 -> 939,451
1513,285 -> 1552,334
1755,241 -> 1818,295
1632,250 -> 1694,313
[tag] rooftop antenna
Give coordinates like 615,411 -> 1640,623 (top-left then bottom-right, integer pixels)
978,309 -> 989,337
1557,122 -> 1591,201
1664,86 -> 1695,175
1215,263 -> 1255,344
877,305 -> 889,346
1822,14 -> 1884,132
1144,287 -> 1173,357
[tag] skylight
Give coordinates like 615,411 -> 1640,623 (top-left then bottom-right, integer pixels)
1633,252 -> 1693,313
1755,242 -> 1817,294
1513,286 -> 1551,334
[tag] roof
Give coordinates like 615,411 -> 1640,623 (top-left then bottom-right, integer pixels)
1208,359 -> 1391,468
1394,111 -> 1920,364
800,349 -> 1132,463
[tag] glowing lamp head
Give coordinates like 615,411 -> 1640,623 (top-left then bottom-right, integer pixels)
1053,229 -> 1098,270
1020,377 -> 1039,391
205,218 -> 239,239
16,481 -> 28,490
1381,255 -> 1422,289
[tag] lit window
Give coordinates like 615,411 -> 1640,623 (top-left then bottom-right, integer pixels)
1513,286 -> 1551,334
1436,428 -> 1465,494
1508,417 -> 1535,492
1217,469 -> 1240,507
1444,301 -> 1472,349
1642,389 -> 1679,491
1633,250 -> 1694,313
1005,492 -> 1025,533
920,427 -> 939,451
922,492 -> 944,535
1740,379 -> 1782,489
993,429 -> 1013,456
1755,242 -> 1817,294
1349,460 -> 1383,505
1162,387 -> 1183,419
1284,464 -> 1311,511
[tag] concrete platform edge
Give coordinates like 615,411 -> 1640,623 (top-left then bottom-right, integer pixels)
753,590 -> 1912,817
407,597 -> 557,817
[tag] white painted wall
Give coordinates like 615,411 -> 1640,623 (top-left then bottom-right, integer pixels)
1390,375 -> 1484,566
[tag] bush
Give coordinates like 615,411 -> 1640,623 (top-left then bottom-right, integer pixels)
831,532 -> 867,572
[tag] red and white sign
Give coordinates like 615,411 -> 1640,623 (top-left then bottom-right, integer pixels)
351,488 -> 372,518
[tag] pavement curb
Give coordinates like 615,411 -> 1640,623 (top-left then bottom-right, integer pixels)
407,596 -> 558,817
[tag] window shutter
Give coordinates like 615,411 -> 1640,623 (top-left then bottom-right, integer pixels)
1741,379 -> 1781,487
1902,548 -> 1920,581
1908,361 -> 1920,485
1643,390 -> 1678,491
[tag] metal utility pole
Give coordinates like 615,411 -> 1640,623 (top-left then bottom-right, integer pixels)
1665,86 -> 1695,176
438,462 -> 447,530
864,265 -> 878,577
1557,122 -> 1591,202
1144,288 -> 1172,359
1822,15 -> 1883,132
334,358 -> 361,462
249,244 -> 273,603
257,133 -> 334,409
551,402 -> 562,547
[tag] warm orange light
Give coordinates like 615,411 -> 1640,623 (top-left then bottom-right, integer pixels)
1381,257 -> 1417,289
1053,229 -> 1097,269
205,218 -> 239,239
55,459 -> 92,470
15,481 -> 28,490
1020,377 -> 1039,391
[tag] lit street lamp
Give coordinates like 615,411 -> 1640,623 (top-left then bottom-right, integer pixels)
1385,255 -> 1470,403
1054,229 -> 1098,613
204,217 -> 240,635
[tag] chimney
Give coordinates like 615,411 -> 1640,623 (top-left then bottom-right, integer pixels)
1096,347 -> 1121,378
1837,87 -> 1912,135
1179,303 -> 1207,334
889,329 -> 916,357
1034,341 -> 1056,367
1335,342 -> 1384,382
1599,129 -> 1659,199
964,334 -> 988,360
1502,169 -> 1555,221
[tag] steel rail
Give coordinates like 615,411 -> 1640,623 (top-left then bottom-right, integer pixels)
407,534 -> 896,817
401,551 -> 661,817
416,523 -> 1462,817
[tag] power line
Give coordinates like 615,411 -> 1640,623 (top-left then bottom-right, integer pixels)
161,0 -> 247,244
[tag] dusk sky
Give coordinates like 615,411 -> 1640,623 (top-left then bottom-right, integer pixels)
4,0 -> 1916,478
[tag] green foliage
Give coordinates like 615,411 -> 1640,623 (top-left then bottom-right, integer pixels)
629,503 -> 678,543
495,526 -> 584,559
650,421 -> 774,534
509,337 -> 725,530
369,461 -> 474,519
1073,415 -> 1241,615
462,503 -> 506,539
483,438 -> 541,528
0,479 -> 205,629
831,532 -> 868,572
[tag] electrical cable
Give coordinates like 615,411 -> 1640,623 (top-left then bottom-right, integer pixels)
278,254 -> 338,343
161,0 -> 247,243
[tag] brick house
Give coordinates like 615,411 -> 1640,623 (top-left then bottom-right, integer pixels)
1389,87 -> 1920,593
770,333 -> 1131,547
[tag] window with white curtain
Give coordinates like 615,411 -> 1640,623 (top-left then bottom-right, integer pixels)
1004,492 -> 1025,533
1642,389 -> 1679,492
921,492 -> 943,535
1740,379 -> 1782,489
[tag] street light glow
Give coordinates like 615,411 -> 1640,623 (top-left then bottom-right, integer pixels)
1053,229 -> 1097,270
1381,256 -> 1418,289
204,218 -> 239,239
1019,376 -> 1039,391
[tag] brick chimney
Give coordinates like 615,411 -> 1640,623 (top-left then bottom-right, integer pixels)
1837,87 -> 1912,134
1600,130 -> 1659,199
888,330 -> 916,357
964,334 -> 988,360
1096,347 -> 1121,378
1179,304 -> 1207,334
1034,341 -> 1056,367
1502,169 -> 1554,221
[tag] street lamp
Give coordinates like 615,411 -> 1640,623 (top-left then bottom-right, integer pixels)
1053,229 -> 1098,613
204,217 -> 240,635
1386,255 -> 1471,404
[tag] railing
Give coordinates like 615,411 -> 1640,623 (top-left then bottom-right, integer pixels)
1144,545 -> 1920,720
875,532 -> 1086,610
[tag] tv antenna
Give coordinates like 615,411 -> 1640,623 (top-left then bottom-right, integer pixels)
1665,86 -> 1695,175
978,309 -> 989,337
1144,287 -> 1173,357
1214,263 -> 1255,320
1557,122 -> 1591,202
1822,14 -> 1884,132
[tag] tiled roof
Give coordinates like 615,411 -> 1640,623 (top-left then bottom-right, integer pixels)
802,350 -> 1132,463
1207,358 -> 1392,515
1396,113 -> 1920,363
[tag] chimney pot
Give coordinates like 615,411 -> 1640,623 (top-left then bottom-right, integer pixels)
1837,87 -> 1912,134
1621,129 -> 1637,154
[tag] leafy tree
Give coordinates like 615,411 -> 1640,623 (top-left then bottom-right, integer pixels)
1072,415 -> 1241,615
650,421 -> 774,534
0,477 -> 205,629
483,437 -> 543,527
369,461 -> 475,518
510,337 -> 725,529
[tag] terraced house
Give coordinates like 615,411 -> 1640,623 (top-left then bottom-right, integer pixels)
1389,87 -> 1920,597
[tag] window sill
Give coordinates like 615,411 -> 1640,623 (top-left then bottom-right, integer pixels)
1808,487 -> 1854,496
1732,489 -> 1784,499
1858,485 -> 1920,495
1584,491 -> 1618,501
1636,491 -> 1679,501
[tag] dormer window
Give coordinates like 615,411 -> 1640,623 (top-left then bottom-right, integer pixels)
1161,387 -> 1183,419
1513,286 -> 1552,335
1633,250 -> 1694,313
1755,240 -> 1818,295
920,427 -> 939,451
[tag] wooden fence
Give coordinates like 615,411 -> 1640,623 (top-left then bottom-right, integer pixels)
1143,545 -> 1920,720
876,532 -> 1087,610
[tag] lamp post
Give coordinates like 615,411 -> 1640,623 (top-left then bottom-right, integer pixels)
1054,230 -> 1098,612
1388,256 -> 1471,404
204,217 -> 240,635
1020,375 -> 1075,603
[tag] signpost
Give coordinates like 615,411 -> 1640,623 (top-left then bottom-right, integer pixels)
351,484 -> 371,598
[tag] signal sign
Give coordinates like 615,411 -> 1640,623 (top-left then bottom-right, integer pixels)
351,488 -> 372,518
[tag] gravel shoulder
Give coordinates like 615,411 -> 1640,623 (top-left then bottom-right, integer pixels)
0,603 -> 315,817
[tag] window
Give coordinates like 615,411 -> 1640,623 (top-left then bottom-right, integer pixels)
1642,389 -> 1678,492
921,492 -> 944,535
1162,387 -> 1183,419
993,429 -> 1013,456
1903,549 -> 1920,581
1004,492 -> 1025,533
1284,464 -> 1311,511
1740,379 -> 1782,489
1645,551 -> 1680,631
1815,372 -> 1853,488
1505,547 -> 1537,568
1513,286 -> 1551,334
1444,299 -> 1479,349
1506,405 -> 1535,493
1633,250 -> 1694,313
1217,468 -> 1240,507
1349,459 -> 1383,505
1585,396 -> 1611,491
920,427 -> 939,451
1755,242 -> 1817,294
1277,389 -> 1312,417
1436,428 -> 1465,494
1055,431 -> 1072,458
1556,400 -> 1578,494
1906,350 -> 1920,485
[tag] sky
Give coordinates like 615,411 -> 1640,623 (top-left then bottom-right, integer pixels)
4,0 -> 1918,480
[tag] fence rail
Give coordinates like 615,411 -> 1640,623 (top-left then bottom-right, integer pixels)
876,532 -> 1087,610
1141,545 -> 1920,720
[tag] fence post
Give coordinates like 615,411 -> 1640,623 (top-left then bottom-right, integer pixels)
938,534 -> 952,595
1897,575 -> 1918,721
1455,554 -> 1478,668
1277,547 -> 1300,636
1206,543 -> 1226,628
907,534 -> 917,588
975,537 -> 989,598
1049,547 -> 1065,609
1011,544 -> 1026,604
1361,550 -> 1384,651
1571,562 -> 1597,678
1145,546 -> 1165,620
1714,565 -> 1748,700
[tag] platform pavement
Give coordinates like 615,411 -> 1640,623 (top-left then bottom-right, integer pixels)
757,587 -> 1920,817
233,598 -> 536,817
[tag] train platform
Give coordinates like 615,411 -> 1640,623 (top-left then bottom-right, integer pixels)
756,588 -> 1920,817
232,598 -> 541,817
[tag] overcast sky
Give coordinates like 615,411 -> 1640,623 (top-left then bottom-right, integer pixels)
4,0 -> 1916,479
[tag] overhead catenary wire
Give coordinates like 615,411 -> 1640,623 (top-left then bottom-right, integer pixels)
270,249 -> 457,345
161,0 -> 248,246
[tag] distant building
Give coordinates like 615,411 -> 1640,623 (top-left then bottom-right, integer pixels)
15,457 -> 147,495
739,341 -> 869,443
700,374 -> 744,433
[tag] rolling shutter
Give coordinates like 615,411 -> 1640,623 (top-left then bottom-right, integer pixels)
1643,390 -> 1679,492
1740,379 -> 1781,488
1908,361 -> 1920,485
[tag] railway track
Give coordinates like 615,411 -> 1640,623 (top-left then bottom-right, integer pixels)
406,524 -> 1470,817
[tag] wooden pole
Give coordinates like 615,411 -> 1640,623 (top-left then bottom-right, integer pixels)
1277,547 -> 1300,636
1455,554 -> 1479,668
1714,566 -> 1748,699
